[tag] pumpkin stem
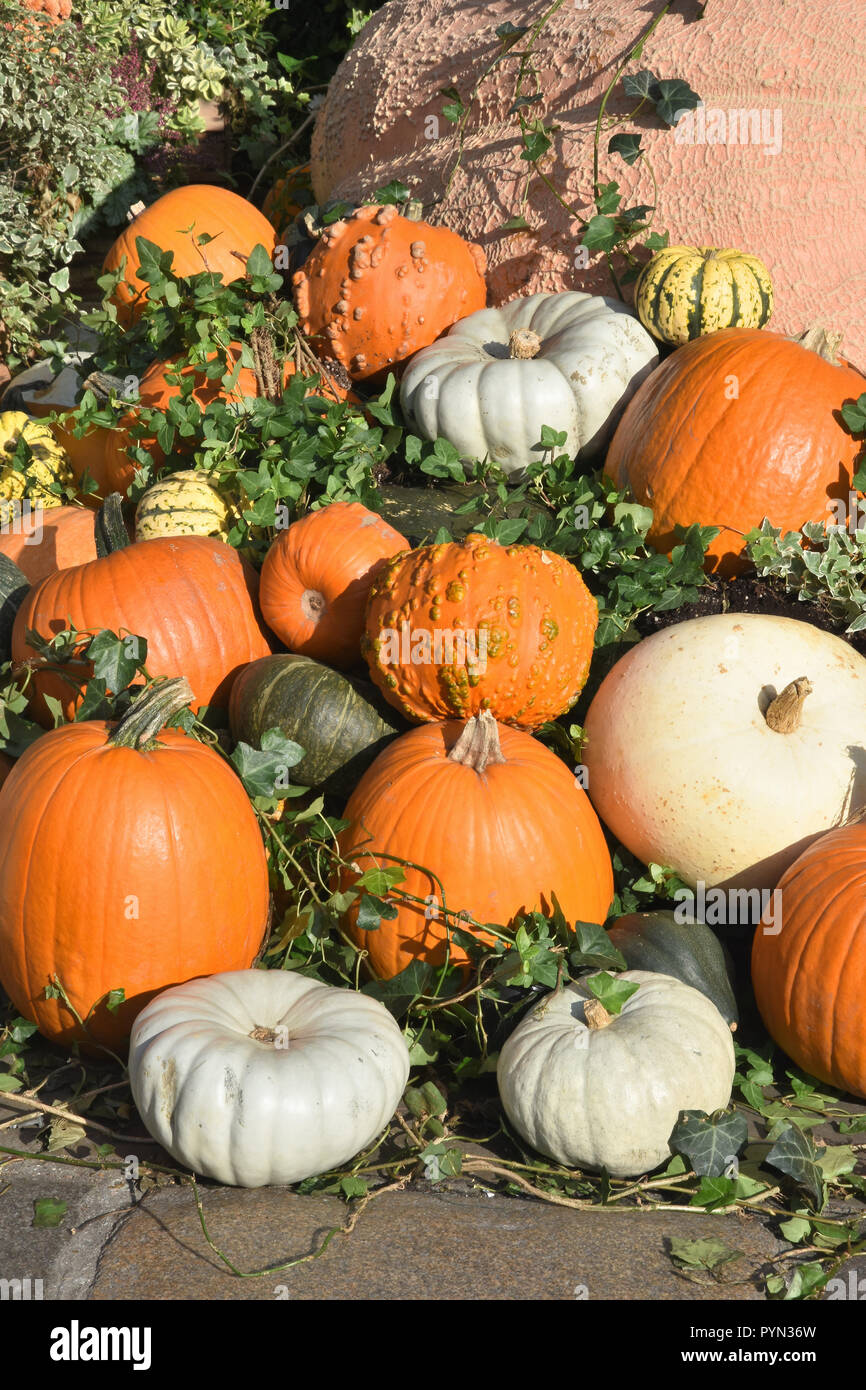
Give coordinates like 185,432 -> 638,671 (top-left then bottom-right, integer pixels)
764,676 -> 812,733
792,326 -> 843,365
508,329 -> 542,361
584,998 -> 614,1030
94,492 -> 131,557
250,326 -> 284,403
249,1025 -> 279,1044
109,676 -> 195,750
447,710 -> 507,773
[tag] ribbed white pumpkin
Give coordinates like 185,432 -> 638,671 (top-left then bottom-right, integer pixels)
399,292 -> 658,478
583,613 -> 866,893
129,970 -> 410,1187
497,971 -> 735,1177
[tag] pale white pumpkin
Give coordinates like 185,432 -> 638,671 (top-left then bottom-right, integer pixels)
129,970 -> 410,1187
583,613 -> 866,894
399,292 -> 658,479
497,971 -> 735,1178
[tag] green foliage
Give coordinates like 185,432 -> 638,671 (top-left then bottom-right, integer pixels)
745,518 -> 866,633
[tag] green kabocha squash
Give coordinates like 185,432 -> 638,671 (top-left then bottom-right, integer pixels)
229,654 -> 407,800
606,910 -> 738,1031
634,245 -> 773,346
0,552 -> 29,662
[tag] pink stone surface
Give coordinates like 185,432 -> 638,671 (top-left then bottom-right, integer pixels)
312,0 -> 866,365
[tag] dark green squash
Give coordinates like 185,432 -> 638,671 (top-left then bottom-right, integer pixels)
606,910 -> 738,1031
229,653 -> 407,800
0,553 -> 29,663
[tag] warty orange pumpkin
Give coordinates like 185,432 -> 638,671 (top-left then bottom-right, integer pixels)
292,203 -> 488,381
362,532 -> 598,730
0,677 -> 270,1049
260,501 -> 409,669
606,326 -> 866,577
12,532 -> 275,724
339,711 -> 613,978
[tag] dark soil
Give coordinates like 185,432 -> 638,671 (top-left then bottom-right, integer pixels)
634,571 -> 866,656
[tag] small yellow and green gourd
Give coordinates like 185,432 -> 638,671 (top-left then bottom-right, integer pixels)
0,412 -> 74,526
634,245 -> 773,346
134,469 -> 233,543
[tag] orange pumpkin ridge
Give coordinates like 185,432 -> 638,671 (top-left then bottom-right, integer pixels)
12,535 -> 275,724
362,533 -> 598,730
606,326 -> 866,578
0,505 -> 99,585
339,712 -> 613,978
259,501 -> 410,670
292,203 -> 488,381
752,822 -> 866,1099
0,678 -> 269,1049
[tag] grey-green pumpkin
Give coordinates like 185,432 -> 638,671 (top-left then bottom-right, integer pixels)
0,552 -> 29,663
229,653 -> 407,800
606,911 -> 738,1031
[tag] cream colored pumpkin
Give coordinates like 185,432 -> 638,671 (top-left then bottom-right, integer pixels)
135,469 -> 232,542
497,971 -> 735,1177
399,292 -> 658,479
129,970 -> 410,1187
583,614 -> 866,894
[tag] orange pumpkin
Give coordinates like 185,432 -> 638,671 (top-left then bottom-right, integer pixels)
22,0 -> 70,18
103,186 -> 277,326
606,326 -> 866,578
0,677 -> 269,1048
0,504 -> 99,584
751,822 -> 866,1099
362,533 -> 598,730
262,163 -> 313,239
292,203 -> 488,381
259,501 -> 409,670
0,753 -> 14,789
12,534 -> 275,724
339,712 -> 613,977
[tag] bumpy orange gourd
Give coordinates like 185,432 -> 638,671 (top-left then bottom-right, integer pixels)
12,534 -> 274,724
362,533 -> 598,730
751,823 -> 866,1099
260,501 -> 409,670
339,712 -> 613,978
0,678 -> 269,1048
292,204 -> 488,381
606,327 -> 866,577
0,504 -> 99,584
103,186 -> 276,326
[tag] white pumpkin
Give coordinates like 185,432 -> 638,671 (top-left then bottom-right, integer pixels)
129,970 -> 410,1187
583,613 -> 866,895
399,292 -> 658,478
497,971 -> 735,1178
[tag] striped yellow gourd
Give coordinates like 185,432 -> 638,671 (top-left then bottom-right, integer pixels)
135,470 -> 232,543
0,411 -> 73,525
634,246 -> 773,347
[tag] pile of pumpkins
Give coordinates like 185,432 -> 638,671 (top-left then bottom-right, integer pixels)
0,179 -> 864,1190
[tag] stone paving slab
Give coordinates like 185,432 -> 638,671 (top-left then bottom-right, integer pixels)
89,1187 -> 784,1301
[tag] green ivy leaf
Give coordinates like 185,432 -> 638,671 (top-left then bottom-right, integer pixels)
32,1197 -> 67,1229
87,629 -> 147,694
765,1124 -> 825,1206
622,69 -> 658,100
361,961 -> 435,1018
230,731 -> 306,798
652,79 -> 702,126
583,971 -> 639,1015
569,921 -> 627,971
581,216 -> 619,253
670,1110 -> 749,1177
372,180 -> 411,205
355,893 -> 398,932
669,1236 -> 743,1275
608,133 -> 643,165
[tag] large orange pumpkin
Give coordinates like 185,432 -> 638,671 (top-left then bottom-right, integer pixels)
751,822 -> 866,1099
12,534 -> 275,724
0,504 -> 99,584
606,327 -> 866,577
0,677 -> 269,1049
362,533 -> 598,730
339,712 -> 613,978
103,186 -> 277,326
292,203 -> 488,381
259,501 -> 409,669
